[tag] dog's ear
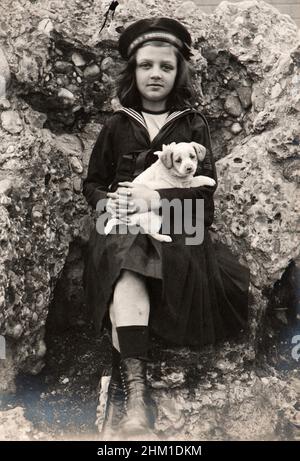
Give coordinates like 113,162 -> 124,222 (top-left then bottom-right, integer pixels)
162,142 -> 176,151
158,145 -> 173,169
191,142 -> 206,161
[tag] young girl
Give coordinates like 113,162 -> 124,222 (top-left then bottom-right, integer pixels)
83,17 -> 250,439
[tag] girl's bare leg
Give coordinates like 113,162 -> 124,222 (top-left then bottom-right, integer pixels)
108,270 -> 155,437
110,269 -> 150,330
109,301 -> 120,351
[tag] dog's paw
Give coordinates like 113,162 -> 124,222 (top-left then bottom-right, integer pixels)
191,176 -> 216,187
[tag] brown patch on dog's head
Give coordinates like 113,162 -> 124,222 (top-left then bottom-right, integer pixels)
155,143 -> 176,169
190,142 -> 206,161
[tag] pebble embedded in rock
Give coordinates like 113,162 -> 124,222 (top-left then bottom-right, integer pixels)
35,293 -> 44,309
73,177 -> 82,192
231,122 -> 243,134
0,98 -> 11,109
54,61 -> 73,73
54,133 -> 83,156
25,110 -> 48,129
101,73 -> 110,84
12,324 -> 23,339
32,312 -> 38,322
100,57 -> 114,72
58,88 -> 75,100
38,18 -> 54,36
111,97 -> 122,111
71,52 -> 86,67
283,159 -> 300,183
36,339 -> 47,358
271,82 -> 282,99
83,64 -> 100,79
224,95 -> 243,117
0,179 -> 12,195
280,78 -> 287,90
6,145 -> 15,154
251,86 -> 265,112
1,110 -> 23,134
70,156 -> 83,174
66,84 -> 78,94
32,209 -> 43,220
0,195 -> 11,206
175,1 -> 197,18
17,53 -> 39,84
24,242 -> 31,255
236,86 -> 252,109
216,359 -> 237,372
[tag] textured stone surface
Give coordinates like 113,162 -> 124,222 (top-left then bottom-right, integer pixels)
0,406 -> 51,440
214,130 -> 299,286
0,0 -> 299,428
0,407 -> 34,440
96,341 -> 300,441
1,110 -> 23,133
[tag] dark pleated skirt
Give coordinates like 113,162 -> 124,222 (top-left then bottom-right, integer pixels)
83,223 -> 250,347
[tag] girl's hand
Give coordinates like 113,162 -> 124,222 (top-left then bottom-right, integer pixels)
106,194 -> 135,219
107,182 -> 161,214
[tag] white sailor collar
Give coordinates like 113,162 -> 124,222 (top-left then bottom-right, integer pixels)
115,107 -> 193,132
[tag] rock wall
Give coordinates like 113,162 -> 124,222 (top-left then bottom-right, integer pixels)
0,0 -> 299,391
96,342 -> 299,441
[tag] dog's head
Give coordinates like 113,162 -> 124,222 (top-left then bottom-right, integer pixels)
154,142 -> 206,178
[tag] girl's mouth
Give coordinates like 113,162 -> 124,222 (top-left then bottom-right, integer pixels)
147,84 -> 163,87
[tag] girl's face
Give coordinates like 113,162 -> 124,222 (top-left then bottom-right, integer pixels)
135,44 -> 177,110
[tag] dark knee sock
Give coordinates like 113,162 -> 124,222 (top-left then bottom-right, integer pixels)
116,326 -> 149,361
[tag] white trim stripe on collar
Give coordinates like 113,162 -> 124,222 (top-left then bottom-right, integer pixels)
116,108 -> 191,132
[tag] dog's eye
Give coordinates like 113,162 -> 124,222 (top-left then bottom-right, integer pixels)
175,159 -> 182,163
190,154 -> 196,159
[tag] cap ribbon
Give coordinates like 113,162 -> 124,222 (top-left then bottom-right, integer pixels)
127,31 -> 183,57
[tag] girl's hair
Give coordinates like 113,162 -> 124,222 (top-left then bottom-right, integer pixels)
116,41 -> 195,110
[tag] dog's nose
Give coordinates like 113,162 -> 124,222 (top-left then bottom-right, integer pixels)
186,166 -> 193,172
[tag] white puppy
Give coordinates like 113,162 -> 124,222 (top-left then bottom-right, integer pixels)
105,141 -> 216,242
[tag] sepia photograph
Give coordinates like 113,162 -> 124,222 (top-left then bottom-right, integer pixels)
0,0 -> 299,451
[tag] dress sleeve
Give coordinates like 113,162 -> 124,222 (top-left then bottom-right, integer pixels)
156,113 -> 217,227
82,120 -> 117,210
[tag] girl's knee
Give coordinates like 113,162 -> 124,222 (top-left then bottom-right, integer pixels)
116,270 -> 145,292
121,269 -> 143,283
113,270 -> 149,309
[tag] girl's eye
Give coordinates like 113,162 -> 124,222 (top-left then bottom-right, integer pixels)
162,65 -> 174,71
139,63 -> 151,69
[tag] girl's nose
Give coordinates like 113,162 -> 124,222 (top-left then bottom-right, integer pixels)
150,65 -> 162,78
